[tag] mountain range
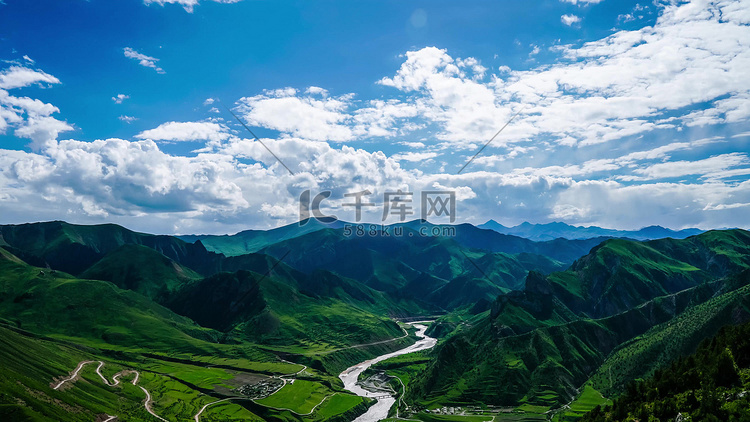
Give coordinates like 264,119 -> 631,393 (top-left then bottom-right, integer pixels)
479,220 -> 705,241
0,219 -> 748,421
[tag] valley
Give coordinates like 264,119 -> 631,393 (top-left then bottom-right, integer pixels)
1,220 -> 749,421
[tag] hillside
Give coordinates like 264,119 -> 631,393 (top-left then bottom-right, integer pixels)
179,217 -> 345,256
0,221 -> 217,276
258,226 -> 562,310
80,244 -> 201,301
580,320 -> 750,421
0,247 -> 226,353
405,230 -> 750,412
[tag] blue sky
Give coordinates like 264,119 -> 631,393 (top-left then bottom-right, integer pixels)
1,0 -> 749,234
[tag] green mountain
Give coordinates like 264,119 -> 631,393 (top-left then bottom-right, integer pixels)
80,244 -> 201,301
0,221 -> 216,276
4,220 -> 749,422
181,218 -> 606,265
257,226 -> 566,311
166,269 -> 405,348
179,217 -> 345,256
405,230 -> 750,411
581,320 -> 750,422
0,247 -> 224,353
0,232 -> 417,422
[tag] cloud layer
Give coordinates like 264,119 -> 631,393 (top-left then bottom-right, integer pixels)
1,0 -> 750,234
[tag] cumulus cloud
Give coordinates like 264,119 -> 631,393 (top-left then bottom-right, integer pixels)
2,0 -> 750,233
362,0 -> 750,150
0,66 -> 72,149
112,94 -> 129,104
561,14 -> 582,26
237,88 -> 354,142
123,47 -> 165,74
136,121 -> 231,143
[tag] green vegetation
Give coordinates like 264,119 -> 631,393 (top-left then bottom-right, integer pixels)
80,244 -> 201,301
3,220 -> 750,422
580,321 -> 750,421
255,380 -> 331,414
407,230 -> 750,411
312,393 -> 363,420
552,385 -> 611,421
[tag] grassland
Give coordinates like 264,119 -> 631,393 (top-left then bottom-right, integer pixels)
255,380 -> 330,414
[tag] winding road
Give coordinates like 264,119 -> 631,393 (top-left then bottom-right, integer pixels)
52,360 -> 167,421
52,325 -> 427,422
52,358 -> 313,422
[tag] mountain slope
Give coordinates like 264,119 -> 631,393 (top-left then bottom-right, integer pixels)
257,226 -> 564,310
581,319 -> 750,421
79,244 -> 201,301
406,229 -> 750,410
179,217 -> 345,256
0,221 -> 217,276
166,269 -> 405,348
0,247 -> 224,352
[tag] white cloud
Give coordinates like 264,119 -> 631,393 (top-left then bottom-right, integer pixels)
237,89 -> 355,142
136,121 -> 231,143
203,97 -> 215,105
119,115 -> 138,124
366,0 -> 750,150
123,47 -> 165,74
560,0 -> 604,4
0,66 -> 72,150
391,151 -> 438,162
112,94 -> 129,104
0,66 -> 59,89
561,14 -> 582,26
142,0 -> 242,13
22,55 -> 35,64
634,153 -> 750,180
704,202 -> 750,211
14,117 -> 74,150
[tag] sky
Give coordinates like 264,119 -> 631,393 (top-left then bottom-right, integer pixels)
0,0 -> 749,235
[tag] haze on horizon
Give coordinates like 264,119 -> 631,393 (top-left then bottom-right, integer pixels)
1,0 -> 749,235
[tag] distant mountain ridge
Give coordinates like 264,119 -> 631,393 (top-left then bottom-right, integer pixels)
479,220 -> 705,241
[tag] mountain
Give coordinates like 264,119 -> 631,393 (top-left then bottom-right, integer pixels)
0,222 -> 427,354
0,246 -> 224,352
405,229 -> 750,411
79,244 -> 201,301
179,217 -> 345,256
166,269 -> 405,348
0,220 -> 218,276
182,218 -> 608,264
581,320 -> 750,421
257,225 -> 573,311
479,220 -> 704,241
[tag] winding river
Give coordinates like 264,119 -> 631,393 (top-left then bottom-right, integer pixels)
339,322 -> 437,422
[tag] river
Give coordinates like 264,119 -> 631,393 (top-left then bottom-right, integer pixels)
339,322 -> 437,422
